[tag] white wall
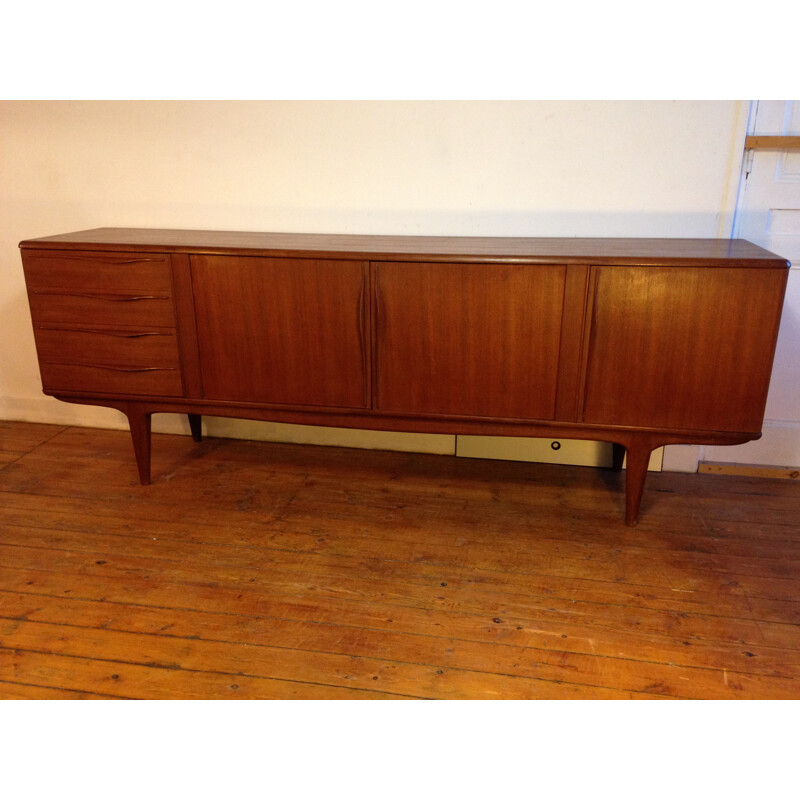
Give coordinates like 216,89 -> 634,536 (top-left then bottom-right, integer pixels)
0,100 -> 752,463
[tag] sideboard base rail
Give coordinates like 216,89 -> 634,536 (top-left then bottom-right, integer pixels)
57,396 -> 756,527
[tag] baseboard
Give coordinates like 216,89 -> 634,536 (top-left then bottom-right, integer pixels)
455,435 -> 664,471
660,444 -> 701,473
699,462 -> 800,480
0,395 -> 127,428
0,394 -> 191,435
0,395 -> 454,454
5,394 -> 794,470
203,417 -> 454,455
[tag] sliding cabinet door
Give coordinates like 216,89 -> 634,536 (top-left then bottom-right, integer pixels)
374,261 -> 567,420
191,255 -> 369,408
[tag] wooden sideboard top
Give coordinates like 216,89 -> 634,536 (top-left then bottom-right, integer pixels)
20,228 -> 790,268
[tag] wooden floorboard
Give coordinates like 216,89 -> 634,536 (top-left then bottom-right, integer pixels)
1,421 -> 799,699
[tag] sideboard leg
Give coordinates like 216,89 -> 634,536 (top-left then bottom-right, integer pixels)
624,438 -> 654,527
188,413 -> 203,442
126,408 -> 152,485
611,442 -> 626,471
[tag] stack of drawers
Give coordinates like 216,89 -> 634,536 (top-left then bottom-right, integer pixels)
22,251 -> 183,397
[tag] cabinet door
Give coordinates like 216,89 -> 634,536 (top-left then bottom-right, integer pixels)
582,266 -> 788,433
374,261 -> 567,419
191,255 -> 369,408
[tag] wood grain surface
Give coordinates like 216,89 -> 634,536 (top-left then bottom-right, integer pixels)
1,420 -> 799,700
20,228 -> 790,267
582,266 -> 787,432
374,261 -> 565,418
191,255 -> 369,408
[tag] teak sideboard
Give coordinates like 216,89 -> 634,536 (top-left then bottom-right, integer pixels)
19,228 -> 790,525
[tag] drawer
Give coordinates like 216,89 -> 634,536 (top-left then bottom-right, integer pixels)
23,250 -> 176,327
27,290 -> 176,327
22,251 -> 174,294
33,325 -> 180,369
39,361 -> 183,397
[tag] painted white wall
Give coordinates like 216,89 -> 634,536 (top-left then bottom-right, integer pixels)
0,100 -> 752,464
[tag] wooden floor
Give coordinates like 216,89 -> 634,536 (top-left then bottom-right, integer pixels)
1,419 -> 799,700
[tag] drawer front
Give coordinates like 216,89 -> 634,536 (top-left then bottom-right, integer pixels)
22,251 -> 174,294
24,250 -> 176,328
33,326 -> 180,369
23,249 -> 184,398
39,361 -> 183,397
27,291 -> 176,327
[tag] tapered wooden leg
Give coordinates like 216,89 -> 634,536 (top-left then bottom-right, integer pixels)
188,413 -> 203,442
126,408 -> 152,485
611,442 -> 626,472
624,437 -> 653,527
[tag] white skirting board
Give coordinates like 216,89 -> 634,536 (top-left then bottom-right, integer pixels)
0,394 -> 130,429
202,417 -> 454,455
0,394 -> 203,439
0,394 -> 454,455
455,436 -> 664,471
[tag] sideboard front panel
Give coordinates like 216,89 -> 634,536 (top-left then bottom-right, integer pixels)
374,262 -> 567,420
190,255 -> 370,409
582,266 -> 788,433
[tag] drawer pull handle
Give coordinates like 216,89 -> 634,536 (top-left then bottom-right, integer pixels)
44,361 -> 176,373
37,326 -> 171,338
98,331 -> 169,338
31,255 -> 165,265
32,290 -> 169,301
